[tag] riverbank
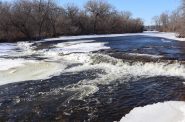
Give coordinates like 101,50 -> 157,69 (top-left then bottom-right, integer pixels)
38,31 -> 185,42
1,31 -> 184,43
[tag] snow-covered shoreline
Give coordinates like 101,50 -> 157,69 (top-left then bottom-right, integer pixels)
41,31 -> 185,42
143,31 -> 185,41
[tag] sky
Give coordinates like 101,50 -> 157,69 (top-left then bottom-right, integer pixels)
2,0 -> 181,25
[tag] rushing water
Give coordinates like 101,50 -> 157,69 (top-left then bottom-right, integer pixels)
1,34 -> 185,122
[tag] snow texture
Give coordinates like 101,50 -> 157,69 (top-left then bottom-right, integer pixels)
120,101 -> 185,122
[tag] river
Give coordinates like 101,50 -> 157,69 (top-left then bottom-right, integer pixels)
0,32 -> 185,122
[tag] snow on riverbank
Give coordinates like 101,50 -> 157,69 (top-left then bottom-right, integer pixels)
143,31 -> 185,41
55,40 -> 110,54
41,31 -> 185,42
120,101 -> 185,122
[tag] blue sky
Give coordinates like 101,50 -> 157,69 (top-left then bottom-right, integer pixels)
2,0 -> 181,25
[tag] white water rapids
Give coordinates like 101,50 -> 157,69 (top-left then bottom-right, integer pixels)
1,33 -> 185,122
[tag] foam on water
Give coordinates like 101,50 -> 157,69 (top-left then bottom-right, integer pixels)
120,101 -> 185,122
44,53 -> 185,100
1,39 -> 185,99
16,41 -> 37,56
127,53 -> 163,58
17,42 -> 34,50
63,53 -> 185,80
12,40 -> 109,59
14,40 -> 185,101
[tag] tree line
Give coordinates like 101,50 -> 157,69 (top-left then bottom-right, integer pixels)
0,0 -> 144,42
153,0 -> 185,37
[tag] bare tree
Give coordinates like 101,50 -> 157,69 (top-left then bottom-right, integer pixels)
64,4 -> 81,35
85,0 -> 113,33
152,16 -> 161,31
152,0 -> 185,37
10,0 -> 35,39
0,2 -> 10,40
0,0 -> 144,42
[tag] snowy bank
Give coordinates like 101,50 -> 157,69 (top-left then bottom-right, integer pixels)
143,31 -> 185,41
120,101 -> 185,122
55,40 -> 110,54
41,31 -> 185,42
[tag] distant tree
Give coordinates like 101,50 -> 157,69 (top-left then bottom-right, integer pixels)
0,2 -> 12,40
152,16 -> 161,31
152,0 -> 185,37
159,12 -> 169,31
64,4 -> 81,35
10,0 -> 35,38
85,0 -> 113,33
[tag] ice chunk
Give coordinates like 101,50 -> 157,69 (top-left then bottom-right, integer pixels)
0,59 -> 67,85
120,101 -> 185,122
0,43 -> 17,56
0,58 -> 35,71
